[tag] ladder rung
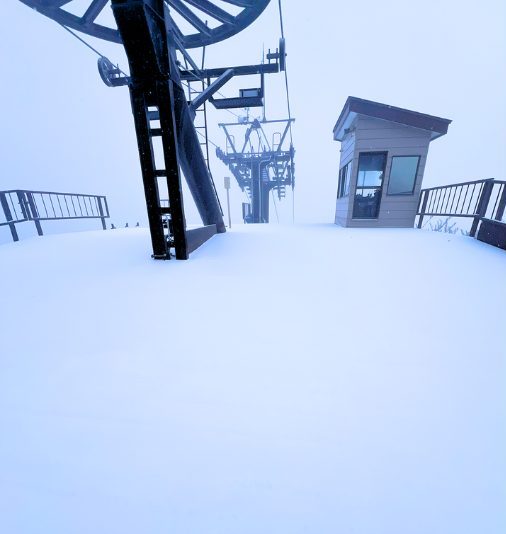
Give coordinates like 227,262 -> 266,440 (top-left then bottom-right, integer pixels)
154,170 -> 167,177
150,128 -> 162,137
159,207 -> 171,215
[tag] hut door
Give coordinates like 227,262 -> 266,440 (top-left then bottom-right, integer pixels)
353,152 -> 387,219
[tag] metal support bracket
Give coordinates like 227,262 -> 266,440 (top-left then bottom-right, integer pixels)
190,68 -> 234,114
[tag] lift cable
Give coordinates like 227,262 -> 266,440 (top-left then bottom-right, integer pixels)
271,189 -> 280,223
196,128 -> 219,149
277,0 -> 292,142
277,0 -> 295,223
57,22 -> 128,77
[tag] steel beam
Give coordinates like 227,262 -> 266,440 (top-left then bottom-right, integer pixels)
190,69 -> 235,112
172,82 -> 226,233
180,62 -> 279,81
186,224 -> 218,254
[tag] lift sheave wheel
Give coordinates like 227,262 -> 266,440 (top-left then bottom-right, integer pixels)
19,0 -> 270,48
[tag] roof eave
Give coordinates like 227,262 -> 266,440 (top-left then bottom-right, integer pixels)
333,96 -> 452,142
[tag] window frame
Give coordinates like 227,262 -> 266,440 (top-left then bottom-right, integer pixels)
386,155 -> 421,196
352,151 -> 388,219
337,161 -> 352,199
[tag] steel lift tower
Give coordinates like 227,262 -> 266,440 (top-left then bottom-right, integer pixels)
217,117 -> 295,223
19,0 -> 286,258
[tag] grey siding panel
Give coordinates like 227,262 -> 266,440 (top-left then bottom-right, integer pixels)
335,132 -> 356,224
341,147 -> 354,166
356,138 -> 430,150
381,199 -> 419,210
335,207 -> 348,216
355,118 -> 431,156
340,133 -> 355,167
338,132 -> 355,178
340,134 -> 354,153
341,133 -> 355,151
375,209 -> 419,220
355,117 -> 433,135
335,196 -> 350,225
345,192 -> 356,225
381,192 -> 423,203
335,215 -> 347,226
336,115 -> 432,228
357,129 -> 430,140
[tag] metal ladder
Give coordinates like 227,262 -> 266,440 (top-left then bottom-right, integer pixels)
186,77 -> 224,216
187,79 -> 211,171
130,81 -> 188,260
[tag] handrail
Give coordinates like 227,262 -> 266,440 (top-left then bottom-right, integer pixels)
419,178 -> 502,192
0,189 -> 110,242
417,178 -> 505,237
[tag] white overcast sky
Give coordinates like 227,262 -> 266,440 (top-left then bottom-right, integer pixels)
1,0 -> 505,226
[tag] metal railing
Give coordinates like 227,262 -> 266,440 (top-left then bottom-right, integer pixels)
0,189 -> 110,242
417,178 -> 506,237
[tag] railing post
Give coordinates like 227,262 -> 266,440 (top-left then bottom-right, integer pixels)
16,191 -> 29,220
470,179 -> 494,237
417,189 -> 429,229
25,192 -> 43,236
495,184 -> 506,222
0,192 -> 19,242
97,196 -> 107,230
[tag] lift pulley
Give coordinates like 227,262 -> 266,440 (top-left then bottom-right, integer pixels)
97,56 -> 129,87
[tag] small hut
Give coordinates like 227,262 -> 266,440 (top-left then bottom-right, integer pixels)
333,97 -> 451,227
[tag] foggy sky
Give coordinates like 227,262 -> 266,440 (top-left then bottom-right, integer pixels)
1,0 -> 505,229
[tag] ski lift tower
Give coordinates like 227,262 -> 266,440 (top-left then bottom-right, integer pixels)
213,13 -> 296,225
18,0 -> 286,258
216,118 -> 295,223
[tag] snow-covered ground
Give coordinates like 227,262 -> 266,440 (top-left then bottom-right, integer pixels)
0,225 -> 505,534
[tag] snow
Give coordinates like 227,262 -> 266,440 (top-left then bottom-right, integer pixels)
0,225 -> 505,533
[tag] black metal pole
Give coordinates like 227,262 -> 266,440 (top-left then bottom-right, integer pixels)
495,183 -> 506,221
26,192 -> 43,236
470,179 -> 494,237
261,181 -> 270,223
172,82 -> 226,233
97,197 -> 107,230
417,190 -> 429,229
251,162 -> 261,223
0,193 -> 19,242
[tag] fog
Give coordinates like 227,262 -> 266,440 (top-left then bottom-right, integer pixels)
1,0 -> 505,229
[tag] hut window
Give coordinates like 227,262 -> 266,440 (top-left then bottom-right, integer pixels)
337,162 -> 351,198
353,152 -> 387,219
388,156 -> 420,195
